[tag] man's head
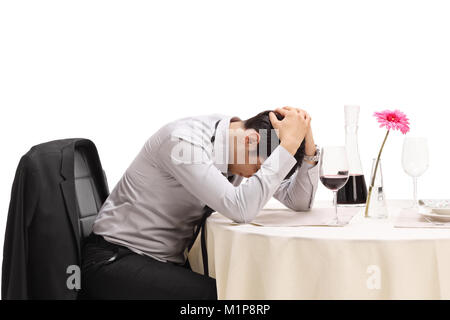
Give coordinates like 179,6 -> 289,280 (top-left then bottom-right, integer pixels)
228,110 -> 305,178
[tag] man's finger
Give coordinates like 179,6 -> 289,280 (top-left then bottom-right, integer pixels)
298,109 -> 307,119
305,116 -> 311,127
281,106 -> 296,112
269,112 -> 281,128
274,108 -> 289,116
282,106 -> 308,118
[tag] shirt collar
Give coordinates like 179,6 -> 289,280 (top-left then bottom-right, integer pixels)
212,116 -> 232,174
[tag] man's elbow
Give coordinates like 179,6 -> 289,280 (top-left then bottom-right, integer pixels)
287,201 -> 311,212
231,217 -> 247,224
228,207 -> 259,224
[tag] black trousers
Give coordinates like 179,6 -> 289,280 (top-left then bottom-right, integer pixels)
80,233 -> 217,300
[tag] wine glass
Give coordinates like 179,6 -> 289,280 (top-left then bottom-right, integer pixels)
401,137 -> 429,208
319,146 -> 350,225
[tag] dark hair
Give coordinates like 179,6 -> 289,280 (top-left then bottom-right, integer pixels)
243,110 -> 306,180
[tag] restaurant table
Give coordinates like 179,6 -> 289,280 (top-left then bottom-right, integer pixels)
188,199 -> 450,299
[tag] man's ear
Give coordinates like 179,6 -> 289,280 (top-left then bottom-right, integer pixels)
245,131 -> 260,151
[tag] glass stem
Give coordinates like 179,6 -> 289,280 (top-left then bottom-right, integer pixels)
413,177 -> 418,208
333,191 -> 339,224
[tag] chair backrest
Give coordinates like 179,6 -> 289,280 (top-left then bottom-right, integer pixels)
74,145 -> 109,240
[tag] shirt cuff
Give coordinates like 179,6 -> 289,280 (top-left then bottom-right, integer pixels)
301,161 -> 317,169
268,145 -> 298,180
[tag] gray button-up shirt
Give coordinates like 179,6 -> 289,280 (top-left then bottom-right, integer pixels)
93,114 -> 319,264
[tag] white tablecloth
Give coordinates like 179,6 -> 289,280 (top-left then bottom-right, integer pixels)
188,200 -> 450,299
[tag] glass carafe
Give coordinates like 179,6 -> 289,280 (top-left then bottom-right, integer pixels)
337,105 -> 368,205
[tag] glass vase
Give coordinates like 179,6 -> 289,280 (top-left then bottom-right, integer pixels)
365,158 -> 388,219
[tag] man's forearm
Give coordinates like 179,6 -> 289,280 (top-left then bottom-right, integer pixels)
304,128 -> 317,165
273,161 -> 319,211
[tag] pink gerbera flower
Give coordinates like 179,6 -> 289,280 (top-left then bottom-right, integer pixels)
365,108 -> 410,217
374,109 -> 410,134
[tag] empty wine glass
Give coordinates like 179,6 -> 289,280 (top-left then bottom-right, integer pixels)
319,146 -> 350,225
401,137 -> 429,208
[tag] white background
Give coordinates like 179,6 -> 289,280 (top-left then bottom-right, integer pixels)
1,0 -> 450,284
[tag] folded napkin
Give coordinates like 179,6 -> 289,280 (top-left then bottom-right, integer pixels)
394,209 -> 450,229
250,207 -> 361,227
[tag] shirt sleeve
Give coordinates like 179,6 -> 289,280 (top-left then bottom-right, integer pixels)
158,138 -> 297,223
272,160 -> 319,211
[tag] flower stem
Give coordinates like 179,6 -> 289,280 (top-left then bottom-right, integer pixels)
365,130 -> 390,218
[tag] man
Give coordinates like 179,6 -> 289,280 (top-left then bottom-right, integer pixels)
81,106 -> 319,299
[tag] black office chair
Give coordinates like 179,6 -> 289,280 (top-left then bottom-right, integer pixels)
2,138 -> 109,299
74,143 -> 109,242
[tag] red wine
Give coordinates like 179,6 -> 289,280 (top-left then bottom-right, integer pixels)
320,174 -> 349,191
337,174 -> 368,204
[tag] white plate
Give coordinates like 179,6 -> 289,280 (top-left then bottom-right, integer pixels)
421,199 -> 450,216
421,211 -> 450,222
432,208 -> 450,215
